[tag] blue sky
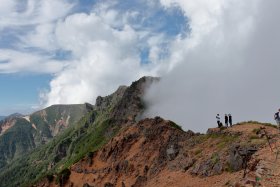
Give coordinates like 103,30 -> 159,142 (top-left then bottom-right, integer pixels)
0,0 -> 187,115
0,74 -> 51,115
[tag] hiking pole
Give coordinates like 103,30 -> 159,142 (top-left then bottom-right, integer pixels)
243,157 -> 248,178
273,133 -> 280,159
263,128 -> 273,153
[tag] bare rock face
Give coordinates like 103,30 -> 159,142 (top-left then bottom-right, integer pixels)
190,153 -> 223,177
228,145 -> 258,172
111,76 -> 160,123
228,145 -> 244,171
95,86 -> 127,112
166,144 -> 179,161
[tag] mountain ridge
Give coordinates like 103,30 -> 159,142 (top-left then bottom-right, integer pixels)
0,76 -> 159,187
1,76 -> 278,187
37,118 -> 280,187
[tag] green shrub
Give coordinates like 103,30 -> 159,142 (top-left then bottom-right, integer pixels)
211,153 -> 219,165
252,128 -> 261,134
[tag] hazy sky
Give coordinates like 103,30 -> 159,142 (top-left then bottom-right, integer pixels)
144,0 -> 280,132
0,0 -> 279,133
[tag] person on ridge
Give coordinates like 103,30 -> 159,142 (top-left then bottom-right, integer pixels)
274,109 -> 280,129
225,114 -> 228,127
216,114 -> 222,128
229,114 -> 232,127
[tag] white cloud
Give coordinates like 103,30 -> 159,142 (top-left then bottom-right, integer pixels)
18,23 -> 57,51
145,0 -> 280,132
0,0 -> 74,73
41,1 -> 179,106
43,11 -> 152,105
0,49 -> 66,73
0,0 -> 74,28
0,0 -> 16,15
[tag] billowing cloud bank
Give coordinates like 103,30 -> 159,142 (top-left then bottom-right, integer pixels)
41,1 -> 184,105
0,0 -> 180,105
44,4 -> 177,105
144,0 -> 280,132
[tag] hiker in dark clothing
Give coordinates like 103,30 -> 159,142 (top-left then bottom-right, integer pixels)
274,109 -> 280,129
225,114 -> 228,127
216,114 -> 222,127
229,114 -> 232,127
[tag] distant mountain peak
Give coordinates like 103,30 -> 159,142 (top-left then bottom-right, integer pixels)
7,113 -> 23,118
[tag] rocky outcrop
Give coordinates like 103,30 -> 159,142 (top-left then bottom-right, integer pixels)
190,153 -> 223,176
0,113 -> 23,135
111,76 -> 159,123
228,145 -> 258,172
95,86 -> 127,112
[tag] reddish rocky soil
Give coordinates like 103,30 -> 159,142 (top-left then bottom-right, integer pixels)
0,117 -> 17,135
39,119 -> 280,187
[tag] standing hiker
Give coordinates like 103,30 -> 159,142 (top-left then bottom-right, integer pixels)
216,114 -> 221,127
229,114 -> 232,127
274,109 -> 280,128
225,114 -> 229,127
